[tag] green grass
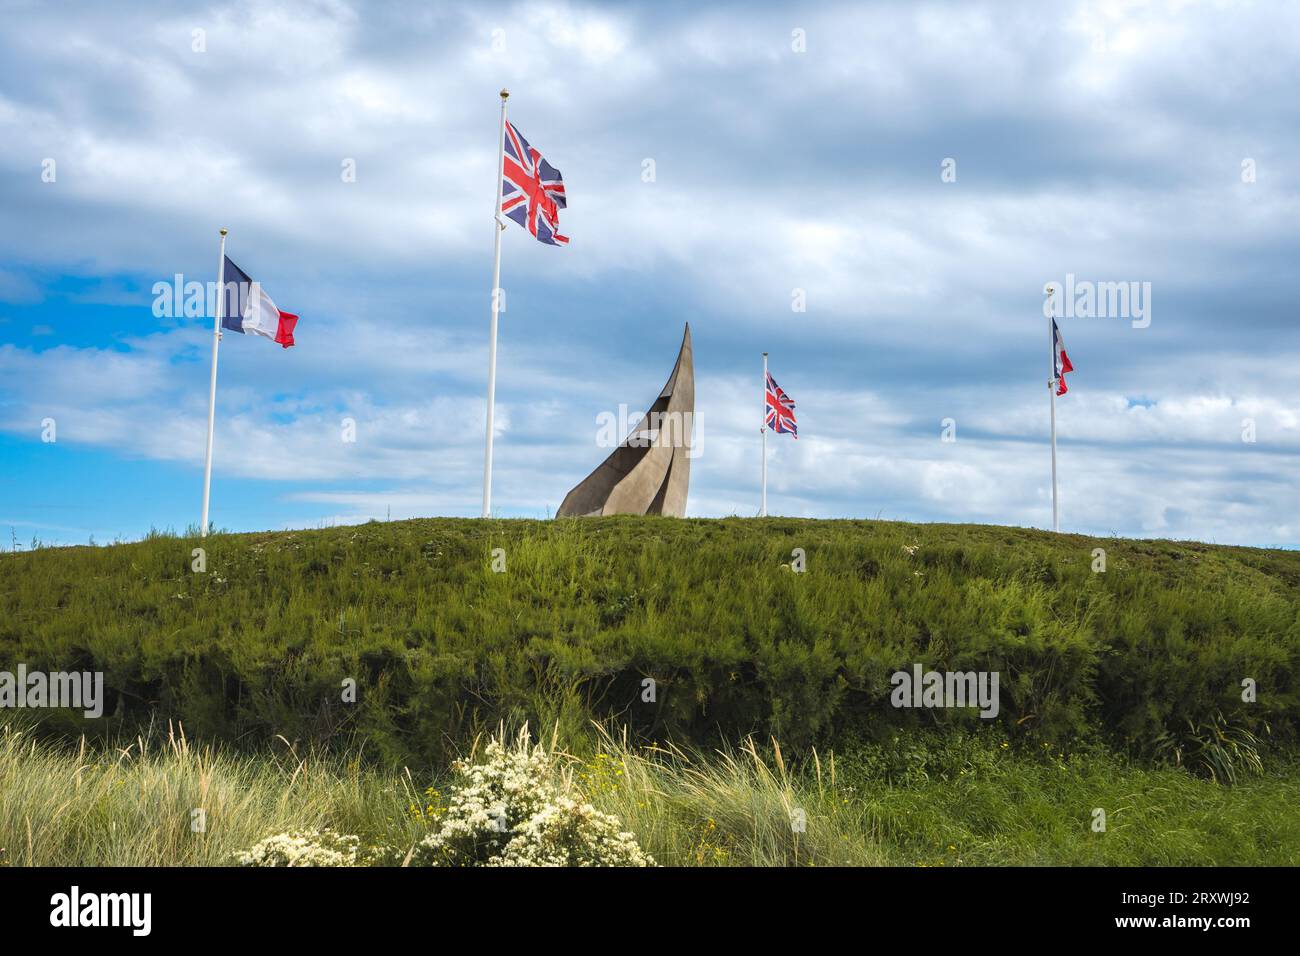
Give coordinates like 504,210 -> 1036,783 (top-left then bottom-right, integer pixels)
1,517 -> 1296,766
2,721 -> 1296,867
1,516 -> 1296,866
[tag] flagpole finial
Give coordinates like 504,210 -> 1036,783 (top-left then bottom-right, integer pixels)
500,88 -> 509,100
219,228 -> 227,236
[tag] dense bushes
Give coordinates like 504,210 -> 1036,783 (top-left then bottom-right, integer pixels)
0,517 -> 1296,766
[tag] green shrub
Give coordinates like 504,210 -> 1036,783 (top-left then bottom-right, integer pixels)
1,518 -> 1296,766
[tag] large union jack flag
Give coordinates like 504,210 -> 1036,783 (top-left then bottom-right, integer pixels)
501,120 -> 568,246
766,371 -> 797,438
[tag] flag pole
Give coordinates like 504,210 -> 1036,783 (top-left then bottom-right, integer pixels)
761,351 -> 768,518
1047,288 -> 1059,533
200,228 -> 228,538
482,89 -> 509,519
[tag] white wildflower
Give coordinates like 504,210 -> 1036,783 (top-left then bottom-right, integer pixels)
234,829 -> 361,867
409,733 -> 654,867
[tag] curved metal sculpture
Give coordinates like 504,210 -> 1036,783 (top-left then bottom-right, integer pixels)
557,324 -> 694,517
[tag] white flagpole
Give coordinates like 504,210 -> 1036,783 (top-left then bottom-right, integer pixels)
1050,374 -> 1059,533
482,89 -> 509,519
200,227 -> 228,537
1047,289 -> 1059,533
761,351 -> 768,518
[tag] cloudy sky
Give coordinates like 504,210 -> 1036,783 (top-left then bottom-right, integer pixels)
1,0 -> 1296,547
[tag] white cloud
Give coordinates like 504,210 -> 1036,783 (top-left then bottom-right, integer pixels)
1,0 -> 1298,545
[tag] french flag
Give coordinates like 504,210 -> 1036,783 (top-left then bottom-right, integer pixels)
1052,319 -> 1074,396
220,256 -> 299,348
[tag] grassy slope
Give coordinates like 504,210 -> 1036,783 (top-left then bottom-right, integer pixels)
1,516 -> 1297,866
0,517 -> 1295,764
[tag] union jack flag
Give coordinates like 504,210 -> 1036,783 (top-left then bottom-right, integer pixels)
765,371 -> 797,438
501,120 -> 568,246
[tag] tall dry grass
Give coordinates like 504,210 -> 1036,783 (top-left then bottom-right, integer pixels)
3,719 -> 1298,867
0,721 -> 427,867
577,726 -> 886,866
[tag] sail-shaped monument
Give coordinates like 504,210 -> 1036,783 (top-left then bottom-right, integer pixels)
557,324 -> 695,517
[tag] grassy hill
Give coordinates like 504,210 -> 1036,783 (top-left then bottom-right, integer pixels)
2,517 -> 1299,866
1,517 -> 1296,768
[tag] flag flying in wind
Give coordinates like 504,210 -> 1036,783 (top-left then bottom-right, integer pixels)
220,256 -> 299,348
1051,319 -> 1074,396
501,120 -> 568,246
766,371 -> 798,438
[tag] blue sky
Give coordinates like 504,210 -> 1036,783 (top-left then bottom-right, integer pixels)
1,0 -> 1297,547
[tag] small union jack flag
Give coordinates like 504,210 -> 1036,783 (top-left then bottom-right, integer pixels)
501,120 -> 568,246
766,371 -> 797,438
